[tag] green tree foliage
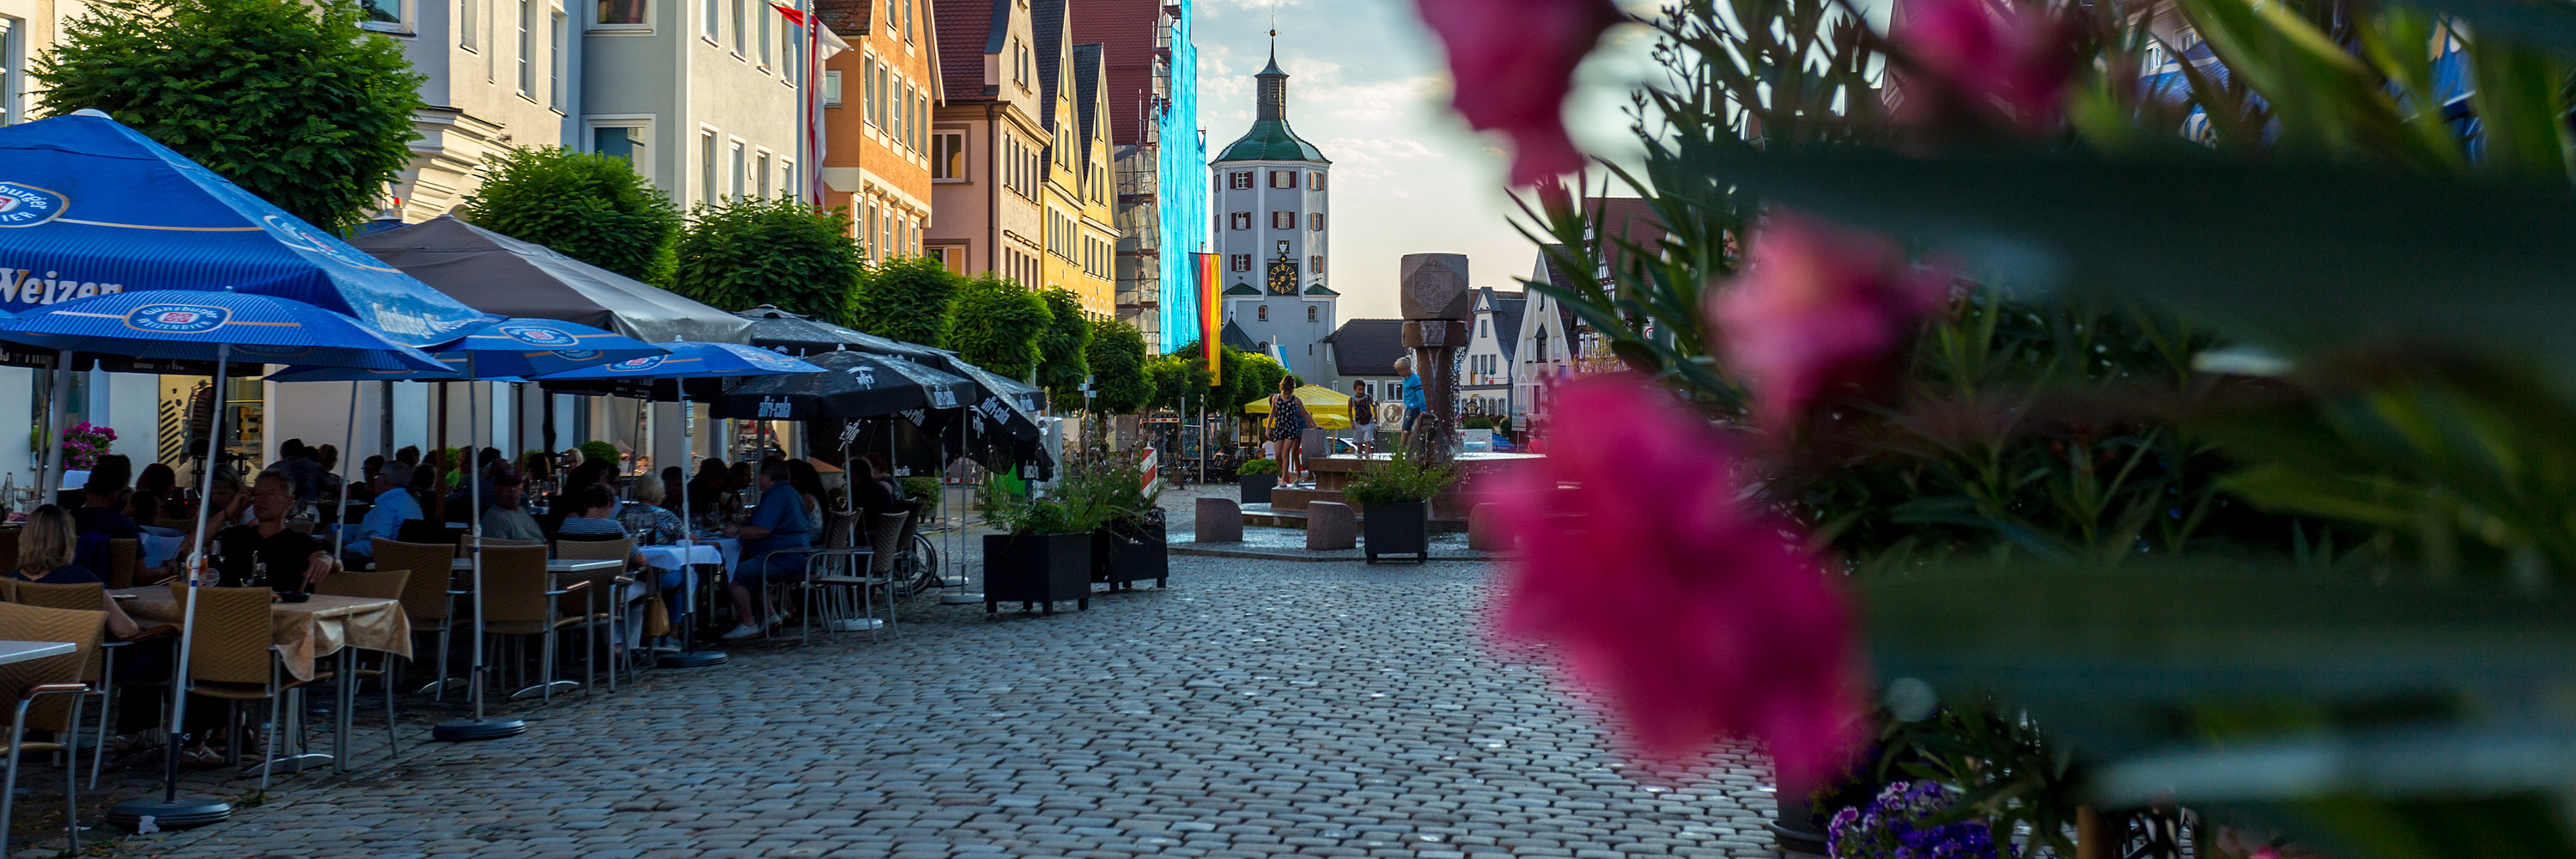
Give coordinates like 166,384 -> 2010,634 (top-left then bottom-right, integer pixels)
1035,288 -> 1092,407
463,146 -> 681,283
853,256 -> 959,347
1145,351 -> 1212,412
671,198 -> 866,324
1232,352 -> 1286,414
35,0 -> 426,234
1085,319 -> 1152,415
949,276 -> 1050,381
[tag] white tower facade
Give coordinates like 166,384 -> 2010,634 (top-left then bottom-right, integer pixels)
1211,41 -> 1335,385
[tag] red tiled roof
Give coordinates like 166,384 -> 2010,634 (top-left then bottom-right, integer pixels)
939,0 -> 1003,100
814,0 -> 870,34
1068,0 -> 1163,146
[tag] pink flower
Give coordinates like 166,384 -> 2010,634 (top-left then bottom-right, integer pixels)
1414,0 -> 1625,186
1710,214 -> 1948,436
1495,377 -> 1867,788
1892,0 -> 2081,132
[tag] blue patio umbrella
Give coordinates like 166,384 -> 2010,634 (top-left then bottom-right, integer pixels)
0,112 -> 490,346
0,290 -> 456,829
534,340 -> 822,669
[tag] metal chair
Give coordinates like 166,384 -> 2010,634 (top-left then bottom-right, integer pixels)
551,539 -> 636,691
479,545 -> 586,702
9,580 -> 176,788
310,569 -> 408,765
0,601 -> 99,859
373,538 -> 465,700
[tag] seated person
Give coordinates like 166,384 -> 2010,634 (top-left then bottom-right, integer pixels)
617,479 -> 688,546
72,455 -> 142,542
211,471 -> 341,594
477,466 -> 545,543
720,460 -> 811,640
556,484 -> 637,546
337,460 -> 422,558
10,505 -> 141,638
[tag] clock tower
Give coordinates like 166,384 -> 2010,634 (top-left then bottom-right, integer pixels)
1212,33 -> 1335,384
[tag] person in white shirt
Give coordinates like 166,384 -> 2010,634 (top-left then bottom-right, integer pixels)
339,461 -> 422,557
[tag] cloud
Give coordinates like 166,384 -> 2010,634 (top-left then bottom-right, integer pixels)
1316,136 -> 1438,166
1309,74 -> 1442,123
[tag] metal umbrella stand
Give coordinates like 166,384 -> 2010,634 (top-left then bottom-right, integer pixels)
0,291 -> 459,830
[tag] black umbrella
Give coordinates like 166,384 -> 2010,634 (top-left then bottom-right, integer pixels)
709,350 -> 968,421
737,305 -> 942,360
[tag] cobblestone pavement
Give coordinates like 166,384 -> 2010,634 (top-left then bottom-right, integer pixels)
104,520 -> 1783,859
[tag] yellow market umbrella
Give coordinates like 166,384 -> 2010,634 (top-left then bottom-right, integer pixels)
1244,384 -> 1353,430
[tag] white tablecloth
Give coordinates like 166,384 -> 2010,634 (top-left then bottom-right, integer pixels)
637,543 -> 723,571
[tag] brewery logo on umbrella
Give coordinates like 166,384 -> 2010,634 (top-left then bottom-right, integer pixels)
499,324 -> 581,348
263,214 -> 389,271
846,365 -> 878,387
0,182 -> 67,228
756,396 -> 793,418
125,303 -> 230,333
609,354 -> 666,372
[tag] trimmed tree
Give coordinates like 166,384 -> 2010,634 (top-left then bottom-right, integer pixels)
949,276 -> 1050,381
1146,351 -> 1212,413
463,146 -> 681,283
672,198 -> 867,324
1035,288 -> 1092,408
854,255 -> 960,347
35,0 -> 427,233
1234,352 -> 1286,415
1086,319 -> 1151,415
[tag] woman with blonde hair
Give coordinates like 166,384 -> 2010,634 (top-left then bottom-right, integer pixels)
13,505 -> 140,638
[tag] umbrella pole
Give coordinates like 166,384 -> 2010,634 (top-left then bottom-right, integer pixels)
435,380 -> 526,741
939,413 -> 977,605
333,384 -> 357,557
659,386 -> 727,668
38,352 -> 72,507
104,348 -> 232,832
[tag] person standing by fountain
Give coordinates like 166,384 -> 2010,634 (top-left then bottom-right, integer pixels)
1349,383 -> 1378,455
1267,375 -> 1311,486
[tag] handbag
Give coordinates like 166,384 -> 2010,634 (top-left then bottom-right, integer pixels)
643,594 -> 672,638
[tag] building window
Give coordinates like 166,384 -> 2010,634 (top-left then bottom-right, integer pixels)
1309,212 -> 1324,230
1230,254 -> 1251,272
916,94 -> 930,153
550,11 -> 568,106
823,70 -> 842,107
1271,211 -> 1294,229
781,158 -> 797,199
730,0 -> 745,53
464,0 -> 482,48
700,129 -> 718,203
1306,305 -> 1317,322
729,140 -> 744,197
598,0 -> 643,24
1011,39 -> 1026,87
902,0 -> 914,40
1269,170 -> 1295,188
892,80 -> 908,144
861,57 -> 877,125
1480,319 -> 1490,338
1257,305 -> 1267,322
757,1 -> 773,66
755,151 -> 771,197
360,0 -> 405,27
1308,254 -> 1322,274
1228,171 -> 1252,190
1309,171 -> 1325,191
515,0 -> 535,95
0,16 -> 22,126
932,131 -> 964,180
593,125 -> 645,168
701,0 -> 715,39
1229,212 -> 1251,231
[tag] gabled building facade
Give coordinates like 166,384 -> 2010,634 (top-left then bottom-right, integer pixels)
817,0 -> 940,262
580,0 -> 804,210
1461,286 -> 1524,418
926,0 -> 1048,289
1519,198 -> 1668,425
1322,318 -> 1406,401
1210,40 -> 1333,383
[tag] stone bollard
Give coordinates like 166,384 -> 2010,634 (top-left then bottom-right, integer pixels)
1195,497 -> 1243,542
1467,503 -> 1508,551
1306,502 -> 1358,551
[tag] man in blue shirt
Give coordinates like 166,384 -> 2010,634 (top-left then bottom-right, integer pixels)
1397,355 -> 1426,433
338,461 -> 422,558
720,460 -> 811,640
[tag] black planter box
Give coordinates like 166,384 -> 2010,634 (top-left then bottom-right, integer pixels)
983,532 -> 1093,615
1239,473 -> 1277,504
1363,501 -> 1430,564
1092,521 -> 1169,591
1765,796 -> 1828,855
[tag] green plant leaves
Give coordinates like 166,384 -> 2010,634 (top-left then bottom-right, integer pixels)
671,197 -> 866,325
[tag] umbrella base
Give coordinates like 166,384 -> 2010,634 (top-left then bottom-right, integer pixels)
658,650 -> 730,668
938,593 -> 986,605
432,717 -> 527,742
103,797 -> 234,831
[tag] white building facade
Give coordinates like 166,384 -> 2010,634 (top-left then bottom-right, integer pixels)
1209,44 -> 1334,384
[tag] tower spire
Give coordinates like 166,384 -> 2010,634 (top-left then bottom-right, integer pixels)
1257,18 -> 1288,119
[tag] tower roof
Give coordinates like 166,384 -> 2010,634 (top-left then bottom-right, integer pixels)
1215,31 -> 1328,164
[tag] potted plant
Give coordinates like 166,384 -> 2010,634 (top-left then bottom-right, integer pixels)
1059,450 -> 1169,592
978,484 -> 1103,616
1346,455 -> 1455,564
1236,457 -> 1279,504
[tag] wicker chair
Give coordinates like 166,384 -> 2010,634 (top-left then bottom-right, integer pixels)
179,586 -> 304,791
551,539 -> 635,691
104,539 -> 137,589
0,600 -> 101,856
477,545 -> 586,703
9,580 -> 177,787
311,570 -> 408,765
372,538 -> 464,701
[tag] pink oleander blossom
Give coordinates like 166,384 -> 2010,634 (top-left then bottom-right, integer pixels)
1892,0 -> 2081,132
1711,215 -> 1948,436
1414,0 -> 1624,186
1495,377 -> 1867,788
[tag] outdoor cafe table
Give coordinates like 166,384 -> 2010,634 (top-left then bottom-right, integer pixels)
449,558 -> 626,574
112,587 -> 412,774
0,641 -> 76,666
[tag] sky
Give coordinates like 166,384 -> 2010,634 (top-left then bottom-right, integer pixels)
1191,0 -> 1661,320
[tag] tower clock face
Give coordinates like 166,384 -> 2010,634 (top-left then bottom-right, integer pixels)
1266,259 -> 1299,295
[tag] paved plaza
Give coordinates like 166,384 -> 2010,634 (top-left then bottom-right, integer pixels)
102,524 -> 1783,859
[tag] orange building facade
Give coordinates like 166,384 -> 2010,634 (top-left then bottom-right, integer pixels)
817,0 -> 940,261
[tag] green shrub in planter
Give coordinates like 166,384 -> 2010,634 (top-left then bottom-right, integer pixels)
1236,457 -> 1279,504
579,441 -> 622,468
1235,458 -> 1279,475
1349,456 -> 1455,564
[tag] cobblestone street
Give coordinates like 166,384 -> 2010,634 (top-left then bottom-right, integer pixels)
108,539 -> 1783,859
